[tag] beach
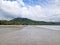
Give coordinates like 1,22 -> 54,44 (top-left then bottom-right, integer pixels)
0,25 -> 60,45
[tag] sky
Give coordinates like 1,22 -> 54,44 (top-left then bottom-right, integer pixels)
0,0 -> 60,22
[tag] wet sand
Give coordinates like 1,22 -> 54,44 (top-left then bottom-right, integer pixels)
0,25 -> 26,35
0,25 -> 60,45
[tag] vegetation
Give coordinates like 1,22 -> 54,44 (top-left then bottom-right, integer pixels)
0,18 -> 60,25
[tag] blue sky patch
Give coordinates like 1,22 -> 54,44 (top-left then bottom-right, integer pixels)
23,0 -> 50,7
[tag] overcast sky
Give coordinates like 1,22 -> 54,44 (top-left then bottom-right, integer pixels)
0,0 -> 60,22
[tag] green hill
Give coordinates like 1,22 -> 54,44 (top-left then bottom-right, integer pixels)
10,18 -> 34,22
0,18 -> 60,25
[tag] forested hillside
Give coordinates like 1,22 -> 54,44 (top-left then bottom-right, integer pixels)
0,18 -> 60,25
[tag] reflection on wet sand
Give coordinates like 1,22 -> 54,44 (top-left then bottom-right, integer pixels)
0,25 -> 60,45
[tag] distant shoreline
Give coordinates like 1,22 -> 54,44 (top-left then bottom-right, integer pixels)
0,18 -> 60,25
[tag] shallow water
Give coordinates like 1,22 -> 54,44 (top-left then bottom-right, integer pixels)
36,25 -> 60,30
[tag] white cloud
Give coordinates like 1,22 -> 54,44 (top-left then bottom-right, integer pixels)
0,0 -> 60,22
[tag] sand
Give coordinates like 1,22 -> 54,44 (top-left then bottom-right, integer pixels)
0,25 -> 25,35
0,25 -> 60,45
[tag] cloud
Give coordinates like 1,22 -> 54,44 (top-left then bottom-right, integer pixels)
0,0 -> 60,22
